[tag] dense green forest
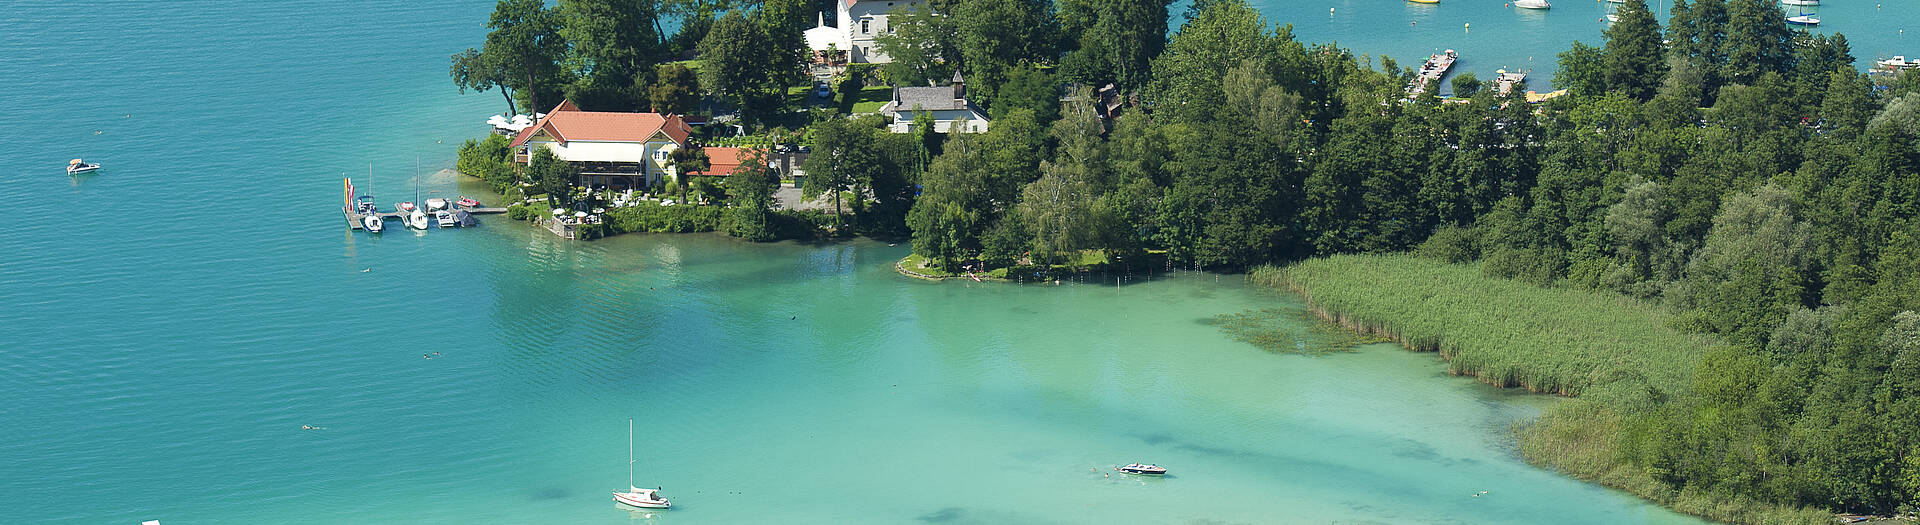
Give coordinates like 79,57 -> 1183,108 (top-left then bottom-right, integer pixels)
452,0 -> 1920,518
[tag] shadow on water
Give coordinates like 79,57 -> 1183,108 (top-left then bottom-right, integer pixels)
917,507 -> 965,523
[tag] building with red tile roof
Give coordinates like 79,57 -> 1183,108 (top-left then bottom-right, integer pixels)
509,100 -> 695,191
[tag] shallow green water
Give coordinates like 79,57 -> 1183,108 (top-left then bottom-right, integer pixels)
0,1 -> 1717,523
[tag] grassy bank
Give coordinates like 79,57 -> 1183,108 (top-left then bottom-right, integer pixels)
1259,254 -> 1831,525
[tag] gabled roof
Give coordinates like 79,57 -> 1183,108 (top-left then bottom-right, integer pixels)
511,100 -> 692,148
697,147 -> 748,176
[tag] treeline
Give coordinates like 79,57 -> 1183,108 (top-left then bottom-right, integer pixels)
840,0 -> 1920,517
450,0 -> 828,123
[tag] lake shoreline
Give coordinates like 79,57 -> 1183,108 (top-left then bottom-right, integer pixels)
1258,255 -> 1836,525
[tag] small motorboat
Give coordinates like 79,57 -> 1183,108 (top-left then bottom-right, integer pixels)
363,214 -> 385,233
1786,14 -> 1819,25
397,201 -> 417,212
433,209 -> 459,228
1781,0 -> 1817,5
1407,0 -> 1438,4
1514,0 -> 1550,8
425,198 -> 449,211
1116,463 -> 1168,475
67,159 -> 100,174
1605,13 -> 1620,22
456,196 -> 481,208
407,210 -> 430,230
355,195 -> 379,215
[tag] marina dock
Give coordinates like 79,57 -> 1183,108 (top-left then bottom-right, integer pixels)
1408,49 -> 1458,97
342,205 -> 505,230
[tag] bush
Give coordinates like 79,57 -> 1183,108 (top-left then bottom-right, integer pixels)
1416,224 -> 1479,263
457,134 -> 518,193
604,204 -> 723,234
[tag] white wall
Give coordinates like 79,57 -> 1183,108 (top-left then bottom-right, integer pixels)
551,141 -> 648,163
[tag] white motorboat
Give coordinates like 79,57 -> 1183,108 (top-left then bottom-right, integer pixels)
67,159 -> 100,174
363,214 -> 385,233
433,209 -> 459,228
1787,14 -> 1819,25
425,198 -> 449,211
407,210 -> 430,230
1781,0 -> 1817,5
1116,463 -> 1168,475
613,419 -> 670,509
1878,56 -> 1920,73
1514,0 -> 1550,8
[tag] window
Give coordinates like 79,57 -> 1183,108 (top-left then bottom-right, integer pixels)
861,19 -> 869,34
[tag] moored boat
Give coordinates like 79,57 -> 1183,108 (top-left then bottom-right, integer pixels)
613,419 -> 671,509
1787,14 -> 1819,25
67,159 -> 100,174
456,196 -> 481,208
1781,0 -> 1817,5
363,214 -> 385,233
1116,463 -> 1168,475
1514,0 -> 1550,9
1407,0 -> 1439,4
433,209 -> 459,228
425,198 -> 449,211
397,201 -> 416,212
407,210 -> 430,230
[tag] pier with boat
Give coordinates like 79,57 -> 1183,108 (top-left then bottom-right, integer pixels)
1408,49 -> 1458,97
340,174 -> 503,232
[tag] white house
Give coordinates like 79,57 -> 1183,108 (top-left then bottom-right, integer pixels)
801,0 -> 930,64
877,73 -> 989,133
510,100 -> 693,190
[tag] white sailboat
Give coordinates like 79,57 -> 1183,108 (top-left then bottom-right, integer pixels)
612,419 -> 670,509
1514,0 -> 1550,9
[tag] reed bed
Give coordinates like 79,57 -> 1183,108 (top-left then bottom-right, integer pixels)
1255,254 -> 1715,397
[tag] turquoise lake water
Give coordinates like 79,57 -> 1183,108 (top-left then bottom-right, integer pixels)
1237,0 -> 1918,89
0,1 -> 1744,523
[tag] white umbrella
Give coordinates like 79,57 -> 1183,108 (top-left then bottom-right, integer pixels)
574,211 -> 589,218
552,208 -> 567,216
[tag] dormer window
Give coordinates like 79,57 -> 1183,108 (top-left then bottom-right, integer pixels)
861,19 -> 870,34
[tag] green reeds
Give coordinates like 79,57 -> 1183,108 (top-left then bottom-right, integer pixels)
1255,253 -> 1712,397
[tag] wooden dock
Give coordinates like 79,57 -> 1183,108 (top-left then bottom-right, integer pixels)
1408,49 -> 1458,97
343,205 -> 506,230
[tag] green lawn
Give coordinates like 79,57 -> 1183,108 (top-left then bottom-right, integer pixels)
847,85 -> 892,113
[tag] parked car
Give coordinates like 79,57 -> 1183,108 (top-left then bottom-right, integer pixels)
815,82 -> 833,99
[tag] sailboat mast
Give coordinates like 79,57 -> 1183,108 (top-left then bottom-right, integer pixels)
628,418 -> 636,488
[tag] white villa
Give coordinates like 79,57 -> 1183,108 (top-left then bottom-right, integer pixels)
511,100 -> 749,190
877,73 -> 989,133
803,0 -> 929,64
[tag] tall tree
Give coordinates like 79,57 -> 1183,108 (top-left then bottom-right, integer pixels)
560,0 -> 662,111
725,148 -> 781,241
698,11 -> 786,126
802,117 -> 884,227
950,0 -> 1058,108
481,0 -> 569,115
451,47 -> 517,114
1602,0 -> 1667,101
874,4 -> 955,88
1149,0 -> 1275,125
649,63 -> 700,115
1721,0 -> 1793,85
670,146 -> 710,203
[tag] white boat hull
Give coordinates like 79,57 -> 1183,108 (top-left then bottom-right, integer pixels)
407,211 -> 430,230
613,491 -> 670,509
1514,0 -> 1549,8
363,215 -> 384,232
1781,0 -> 1817,5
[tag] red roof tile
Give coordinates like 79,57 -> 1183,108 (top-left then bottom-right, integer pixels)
511,100 -> 692,148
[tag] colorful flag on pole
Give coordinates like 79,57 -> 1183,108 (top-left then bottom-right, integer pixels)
344,177 -> 355,209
